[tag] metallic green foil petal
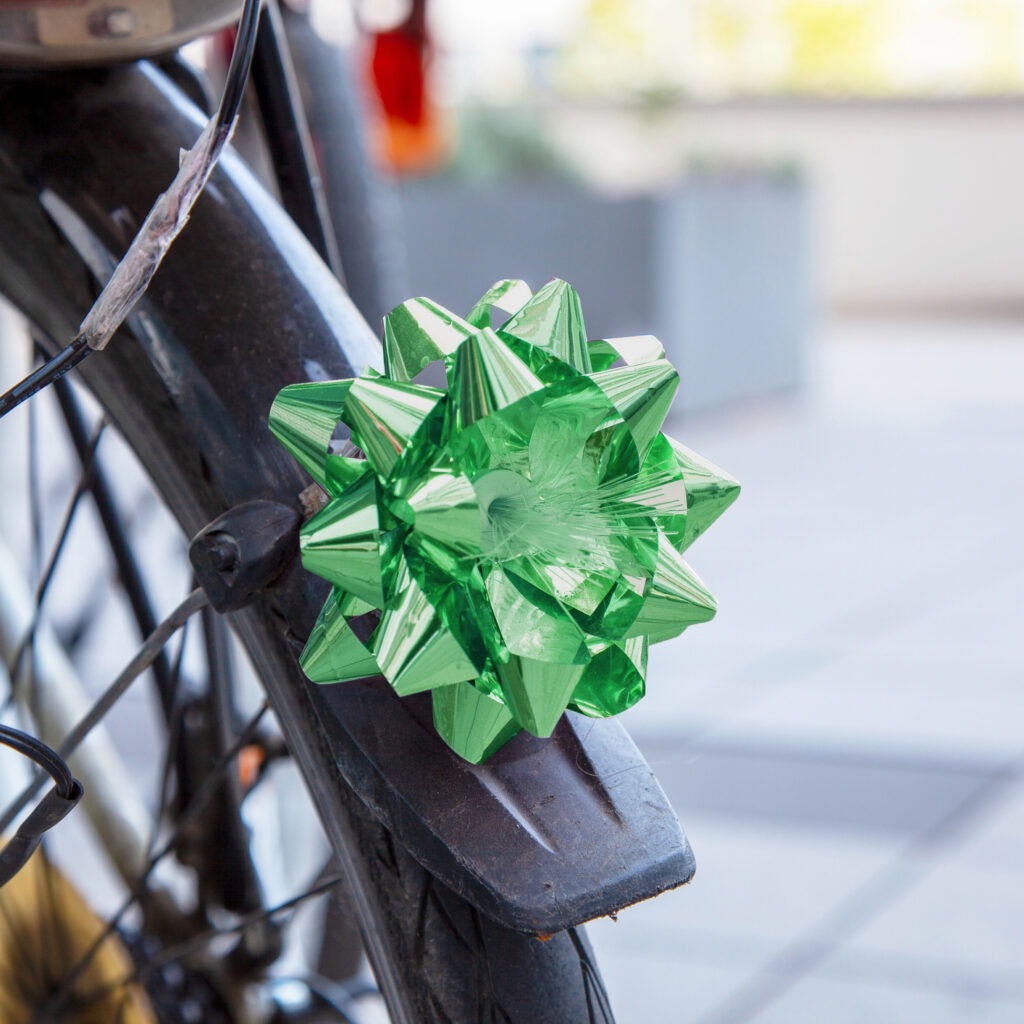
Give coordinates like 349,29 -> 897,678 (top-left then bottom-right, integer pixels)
570,635 -> 647,717
661,436 -> 742,552
573,573 -> 647,641
589,361 -> 680,463
402,540 -> 495,668
300,472 -> 385,606
498,278 -> 591,374
506,557 -> 614,616
343,376 -> 445,479
324,453 -> 369,495
374,561 -> 479,695
269,380 -> 354,491
402,465 -> 481,556
485,567 -> 590,665
494,655 -> 587,738
338,591 -> 377,617
587,335 -> 666,371
448,327 -> 543,431
300,589 -> 380,684
467,279 -> 533,330
383,297 -> 475,382
618,433 -> 689,521
485,567 -> 590,736
627,532 -> 717,643
432,678 -> 520,764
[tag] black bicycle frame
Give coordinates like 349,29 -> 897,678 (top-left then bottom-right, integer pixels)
0,59 -> 693,934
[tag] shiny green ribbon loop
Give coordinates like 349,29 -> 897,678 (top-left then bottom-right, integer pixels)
270,279 -> 739,763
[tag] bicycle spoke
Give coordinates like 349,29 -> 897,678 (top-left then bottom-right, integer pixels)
154,872 -> 342,976
58,590 -> 205,760
4,416 -> 108,709
53,579 -> 106,654
568,927 -> 616,1023
27,386 -> 42,584
0,588 -> 209,835
82,872 -> 345,1011
196,606 -> 269,917
51,374 -> 176,718
39,701 -> 270,1019
144,625 -> 190,866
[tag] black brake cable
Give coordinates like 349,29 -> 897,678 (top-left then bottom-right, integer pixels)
0,723 -> 82,889
0,0 -> 265,420
0,724 -> 75,798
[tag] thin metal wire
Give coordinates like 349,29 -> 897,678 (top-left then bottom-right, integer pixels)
0,339 -> 91,420
39,701 -> 270,1020
0,725 -> 74,799
3,416 -> 108,711
78,871 -> 345,1011
0,588 -> 209,835
568,926 -> 617,1023
152,875 -> 343,975
217,0 -> 264,132
52,374 -> 175,718
142,625 -> 190,866
27,389 -> 42,584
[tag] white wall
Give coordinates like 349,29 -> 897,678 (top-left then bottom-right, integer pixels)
553,98 -> 1024,313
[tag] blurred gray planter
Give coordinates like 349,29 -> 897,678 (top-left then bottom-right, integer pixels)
397,175 -> 809,413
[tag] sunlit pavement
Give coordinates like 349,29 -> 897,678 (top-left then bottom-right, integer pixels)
589,318 -> 1024,1023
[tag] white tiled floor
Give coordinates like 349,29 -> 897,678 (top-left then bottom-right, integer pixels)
752,974 -> 1024,1024
591,318 -> 1024,1023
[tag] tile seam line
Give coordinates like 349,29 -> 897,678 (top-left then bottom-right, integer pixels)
686,755 -> 1024,1024
637,735 -> 1017,780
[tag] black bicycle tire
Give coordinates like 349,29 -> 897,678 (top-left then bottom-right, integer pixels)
0,66 -> 616,1024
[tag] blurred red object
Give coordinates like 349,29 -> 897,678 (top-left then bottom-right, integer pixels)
365,0 -> 443,173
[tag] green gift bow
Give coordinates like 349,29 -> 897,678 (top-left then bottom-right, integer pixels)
270,279 -> 738,762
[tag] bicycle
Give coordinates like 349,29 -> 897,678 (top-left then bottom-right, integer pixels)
0,2 -> 700,1021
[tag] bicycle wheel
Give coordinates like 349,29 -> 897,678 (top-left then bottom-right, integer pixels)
0,62 -> 616,1024
0,319 -> 357,1023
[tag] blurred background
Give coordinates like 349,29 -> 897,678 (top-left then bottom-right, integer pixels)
347,0 -> 1024,1020
2,2 -> 1021,1022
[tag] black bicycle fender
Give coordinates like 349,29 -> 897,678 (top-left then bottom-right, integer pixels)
0,61 -> 694,934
